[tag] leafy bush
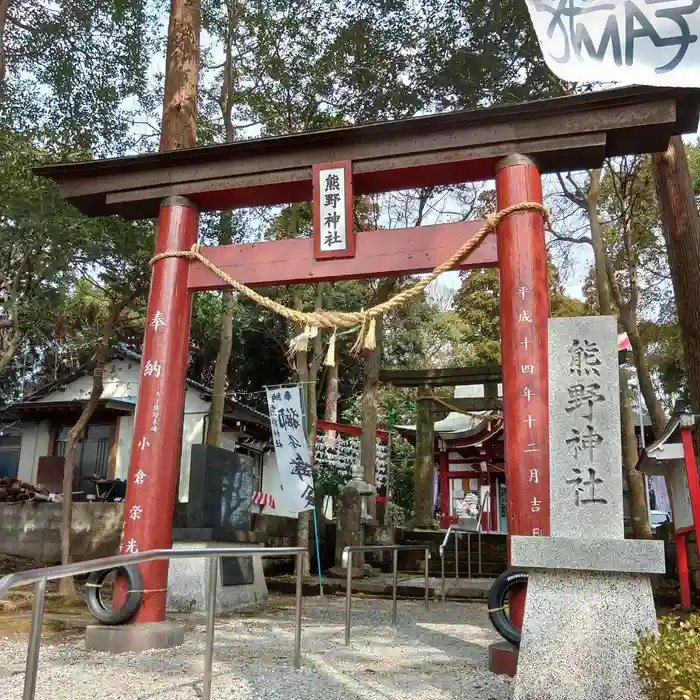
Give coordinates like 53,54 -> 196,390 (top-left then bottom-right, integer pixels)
635,614 -> 700,700
387,502 -> 411,526
313,455 -> 353,507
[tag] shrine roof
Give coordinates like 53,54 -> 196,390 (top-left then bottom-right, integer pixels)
35,86 -> 700,219
395,384 -> 503,446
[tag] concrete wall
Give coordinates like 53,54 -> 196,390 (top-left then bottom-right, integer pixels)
0,501 -> 301,566
0,502 -> 123,563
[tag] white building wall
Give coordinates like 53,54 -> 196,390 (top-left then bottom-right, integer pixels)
35,359 -> 141,404
16,422 -> 38,482
15,420 -> 51,483
14,358 -> 275,509
115,414 -> 134,481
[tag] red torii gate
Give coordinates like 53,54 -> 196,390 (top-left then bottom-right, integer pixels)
37,86 -> 700,626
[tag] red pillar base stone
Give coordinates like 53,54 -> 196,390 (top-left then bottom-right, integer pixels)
488,641 -> 519,677
85,621 -> 185,653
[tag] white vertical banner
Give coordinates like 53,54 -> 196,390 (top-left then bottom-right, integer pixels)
266,386 -> 315,513
524,0 -> 700,87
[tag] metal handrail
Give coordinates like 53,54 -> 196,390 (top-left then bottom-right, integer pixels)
440,524 -> 468,601
341,544 -> 431,645
439,494 -> 487,602
0,546 -> 306,700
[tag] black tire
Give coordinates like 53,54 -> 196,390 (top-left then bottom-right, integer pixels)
488,567 -> 528,647
85,566 -> 143,625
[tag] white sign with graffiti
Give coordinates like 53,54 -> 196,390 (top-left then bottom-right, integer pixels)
524,0 -> 700,86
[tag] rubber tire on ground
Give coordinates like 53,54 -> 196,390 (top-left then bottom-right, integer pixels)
488,567 -> 528,647
85,566 -> 143,625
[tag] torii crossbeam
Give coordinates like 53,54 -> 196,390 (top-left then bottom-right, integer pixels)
37,86 -> 700,629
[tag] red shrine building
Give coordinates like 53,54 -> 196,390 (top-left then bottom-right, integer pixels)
395,384 -> 506,531
393,330 -> 648,532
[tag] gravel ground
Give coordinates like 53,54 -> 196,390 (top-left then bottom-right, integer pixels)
0,595 -> 513,700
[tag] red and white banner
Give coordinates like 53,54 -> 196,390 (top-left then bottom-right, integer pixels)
252,490 -> 276,509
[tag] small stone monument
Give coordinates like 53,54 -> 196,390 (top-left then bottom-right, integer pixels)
330,482 -> 366,577
511,316 -> 664,700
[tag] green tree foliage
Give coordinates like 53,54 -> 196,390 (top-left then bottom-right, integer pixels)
1,0 -> 157,153
0,128 -> 153,402
453,259 -> 587,364
415,0 -> 565,111
0,129 -> 75,378
574,145 -> 700,411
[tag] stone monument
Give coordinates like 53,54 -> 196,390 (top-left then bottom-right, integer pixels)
329,442 -> 377,576
168,444 -> 268,613
511,316 -> 664,700
329,483 -> 366,577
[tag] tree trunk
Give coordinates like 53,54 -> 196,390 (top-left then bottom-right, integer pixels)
585,169 -> 614,316
59,307 -> 122,597
0,250 -> 31,374
652,136 -> 700,422
586,172 -> 653,539
360,319 -> 381,523
206,291 -> 234,446
323,363 -> 339,432
160,0 -> 201,152
206,0 -> 240,448
206,213 -> 235,447
0,324 -> 19,375
601,216 -> 668,437
0,0 -> 10,84
413,385 -> 435,528
306,285 -> 325,434
293,290 -> 311,577
618,306 -> 667,437
296,510 -> 311,576
359,278 -> 397,522
620,368 -> 652,540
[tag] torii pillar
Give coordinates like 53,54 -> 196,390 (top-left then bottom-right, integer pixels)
119,197 -> 200,622
493,154 -> 550,672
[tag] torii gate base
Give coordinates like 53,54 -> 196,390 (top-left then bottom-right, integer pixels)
37,87 -> 700,660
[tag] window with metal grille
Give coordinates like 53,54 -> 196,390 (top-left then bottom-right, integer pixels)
54,424 -> 113,487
